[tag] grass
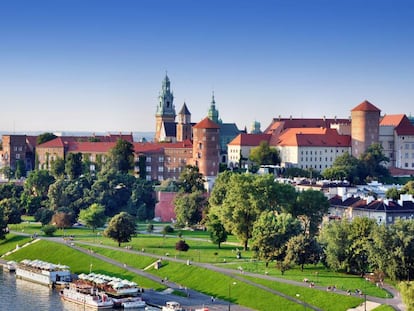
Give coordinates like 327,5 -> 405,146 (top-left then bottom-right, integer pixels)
5,222 -> 397,309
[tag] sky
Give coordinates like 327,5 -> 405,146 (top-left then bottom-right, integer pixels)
1,0 -> 414,135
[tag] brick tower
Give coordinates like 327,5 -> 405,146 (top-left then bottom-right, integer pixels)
351,100 -> 381,158
192,117 -> 220,189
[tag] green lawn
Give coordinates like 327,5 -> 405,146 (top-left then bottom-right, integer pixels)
5,222 -> 396,305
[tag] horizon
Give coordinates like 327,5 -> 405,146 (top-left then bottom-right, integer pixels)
1,0 -> 413,133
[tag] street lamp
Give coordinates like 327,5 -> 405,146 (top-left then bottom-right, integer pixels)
228,282 -> 237,311
296,293 -> 306,311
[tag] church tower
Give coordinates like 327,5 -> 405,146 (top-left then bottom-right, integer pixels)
207,92 -> 221,124
155,74 -> 176,142
176,102 -> 192,141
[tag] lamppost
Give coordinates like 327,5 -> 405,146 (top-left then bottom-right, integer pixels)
296,293 -> 306,311
228,282 -> 236,311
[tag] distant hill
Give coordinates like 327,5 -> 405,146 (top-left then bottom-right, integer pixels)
0,131 -> 155,142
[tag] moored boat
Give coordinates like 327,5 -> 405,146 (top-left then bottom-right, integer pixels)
60,282 -> 114,310
15,259 -> 71,287
112,296 -> 146,308
162,301 -> 183,311
77,273 -> 140,297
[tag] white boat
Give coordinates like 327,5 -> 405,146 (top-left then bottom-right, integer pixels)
162,301 -> 183,311
121,297 -> 147,308
77,273 -> 140,297
60,282 -> 114,310
15,259 -> 71,287
3,260 -> 17,272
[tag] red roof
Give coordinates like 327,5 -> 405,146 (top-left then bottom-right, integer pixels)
276,128 -> 351,147
380,114 -> 414,135
351,100 -> 381,112
67,142 -> 116,153
228,133 -> 272,146
193,117 -> 220,129
37,137 -> 65,148
264,118 -> 350,135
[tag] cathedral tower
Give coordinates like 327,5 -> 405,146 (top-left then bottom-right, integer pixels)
155,74 -> 176,142
176,102 -> 192,141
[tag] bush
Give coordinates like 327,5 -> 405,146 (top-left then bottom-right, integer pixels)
41,224 -> 57,236
146,223 -> 154,233
162,225 -> 174,235
175,239 -> 190,252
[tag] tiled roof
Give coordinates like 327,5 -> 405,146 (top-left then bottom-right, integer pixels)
380,114 -> 405,127
395,116 -> 414,135
351,100 -> 381,112
220,123 -> 240,136
264,118 -> 350,134
37,137 -> 65,148
157,140 -> 193,149
193,117 -> 220,129
67,142 -> 116,153
133,142 -> 164,153
276,128 -> 351,147
228,133 -> 272,146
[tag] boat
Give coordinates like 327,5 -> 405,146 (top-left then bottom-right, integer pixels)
121,297 -> 147,308
3,260 -> 17,272
112,296 -> 146,308
162,301 -> 183,311
15,259 -> 71,287
60,282 -> 114,310
77,273 -> 140,297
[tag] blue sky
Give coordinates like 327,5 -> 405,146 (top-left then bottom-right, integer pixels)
1,0 -> 413,134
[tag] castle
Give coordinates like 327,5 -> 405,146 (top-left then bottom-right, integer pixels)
2,75 -> 414,184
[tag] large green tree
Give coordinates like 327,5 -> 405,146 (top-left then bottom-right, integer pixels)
251,212 -> 301,270
105,139 -> 134,174
177,165 -> 205,193
284,234 -> 321,271
24,170 -> 55,198
249,141 -> 281,166
359,143 -> 390,181
292,189 -> 330,237
78,203 -> 106,232
206,214 -> 227,249
65,153 -> 83,180
174,191 -> 207,227
104,212 -> 136,247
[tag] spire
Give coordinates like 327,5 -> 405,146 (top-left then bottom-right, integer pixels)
208,91 -> 220,123
156,74 -> 175,117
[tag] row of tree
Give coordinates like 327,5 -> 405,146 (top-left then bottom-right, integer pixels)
0,139 -> 156,239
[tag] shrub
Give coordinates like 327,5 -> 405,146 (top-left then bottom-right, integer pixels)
162,225 -> 174,235
175,239 -> 190,252
41,225 -> 57,236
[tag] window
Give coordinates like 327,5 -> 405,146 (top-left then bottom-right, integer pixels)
159,156 -> 164,162
406,144 -> 410,150
146,156 -> 151,162
15,154 -> 20,159
199,143 -> 202,149
146,166 -> 151,172
146,176 -> 151,181
158,175 -> 164,181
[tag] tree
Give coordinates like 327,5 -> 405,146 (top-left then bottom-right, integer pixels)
206,214 -> 227,248
126,179 -> 156,221
293,189 -> 330,237
174,191 -> 207,227
322,152 -> 361,184
177,165 -> 205,193
251,212 -> 301,272
78,203 -> 106,232
284,234 -> 321,271
386,187 -> 401,200
65,153 -> 83,180
24,170 -> 55,198
34,207 -> 54,225
41,224 -> 57,236
0,166 -> 13,181
399,281 -> 414,311
104,212 -> 136,247
401,181 -> 414,196
249,141 -> 281,166
0,207 -> 8,240
0,198 -> 22,224
15,159 -> 26,179
37,132 -> 57,145
51,209 -> 74,229
175,239 -> 190,252
105,139 -> 134,174
359,143 -> 390,182
51,158 -> 65,178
